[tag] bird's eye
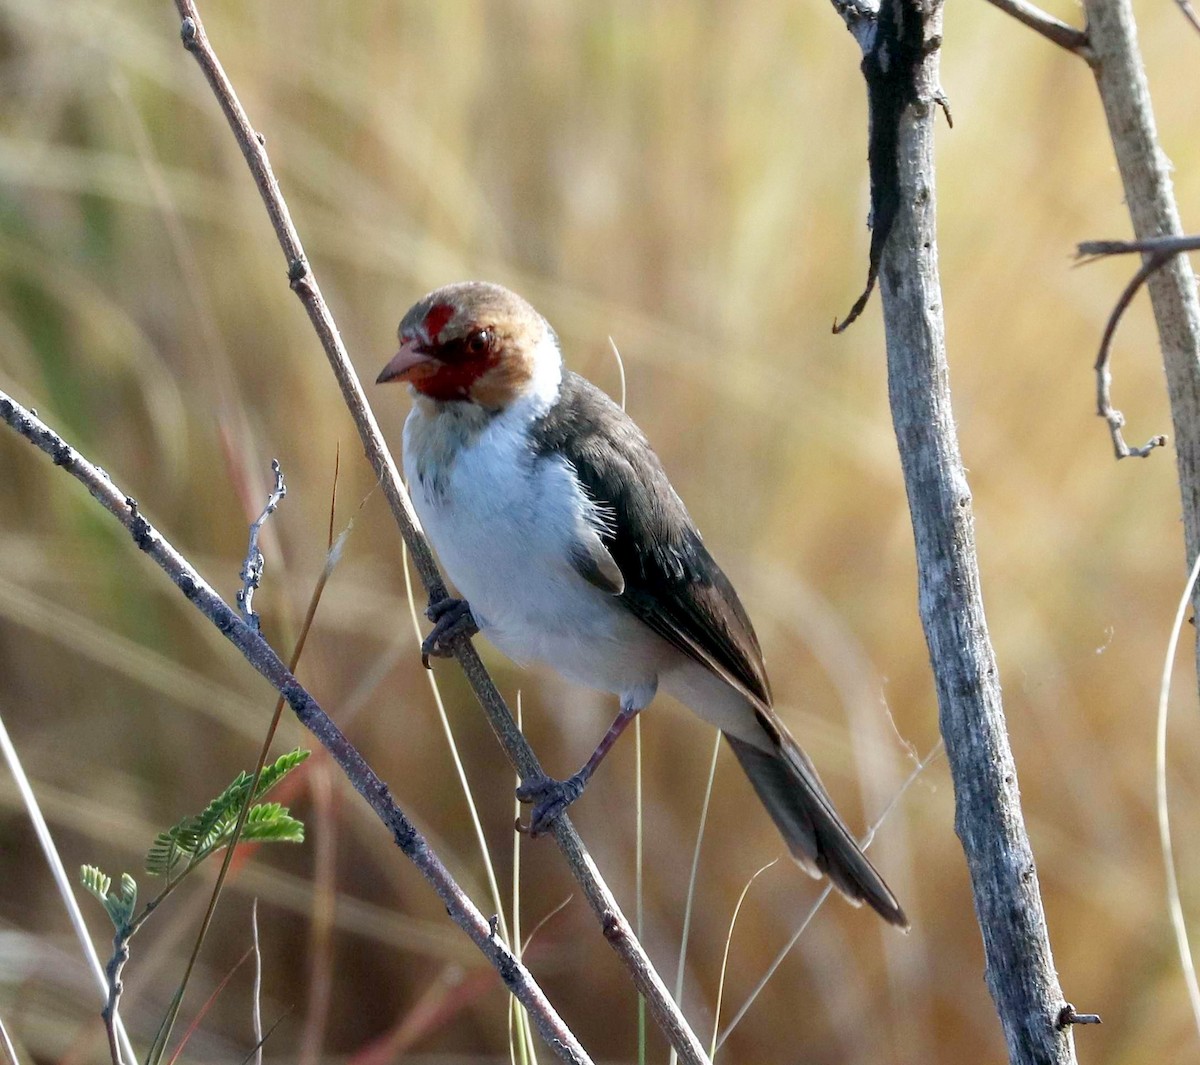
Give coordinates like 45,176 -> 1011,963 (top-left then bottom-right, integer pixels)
466,328 -> 492,356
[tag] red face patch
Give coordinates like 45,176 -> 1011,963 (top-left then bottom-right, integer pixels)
422,303 -> 455,343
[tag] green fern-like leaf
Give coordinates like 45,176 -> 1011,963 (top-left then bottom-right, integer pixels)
80,864 -> 111,904
80,866 -> 138,930
252,748 -> 309,797
240,802 -> 305,844
145,749 -> 310,877
108,873 -> 138,927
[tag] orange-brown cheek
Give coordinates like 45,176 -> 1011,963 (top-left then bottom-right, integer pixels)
468,354 -> 535,408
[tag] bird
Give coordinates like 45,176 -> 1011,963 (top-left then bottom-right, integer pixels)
377,280 -> 908,928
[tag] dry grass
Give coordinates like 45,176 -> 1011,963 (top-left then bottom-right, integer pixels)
1,0 -> 1199,1062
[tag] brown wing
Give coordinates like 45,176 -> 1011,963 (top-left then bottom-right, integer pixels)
530,372 -> 771,705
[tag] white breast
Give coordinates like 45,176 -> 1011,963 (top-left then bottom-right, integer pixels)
403,394 -> 667,699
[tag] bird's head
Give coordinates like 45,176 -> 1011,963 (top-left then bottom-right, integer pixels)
376,282 -> 560,409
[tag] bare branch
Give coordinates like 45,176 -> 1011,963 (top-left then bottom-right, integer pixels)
0,390 -> 592,1065
1082,0 -> 1200,493
1084,248 -> 1176,459
1079,235 -> 1200,260
1055,1004 -> 1103,1028
169,2 -> 710,1059
979,0 -> 1093,57
236,459 -> 286,631
831,2 -> 1079,1062
1176,0 -> 1200,35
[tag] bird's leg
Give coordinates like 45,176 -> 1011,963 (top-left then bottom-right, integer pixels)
421,596 -> 479,668
517,699 -> 642,837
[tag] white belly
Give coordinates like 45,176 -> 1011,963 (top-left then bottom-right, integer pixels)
404,403 -> 667,699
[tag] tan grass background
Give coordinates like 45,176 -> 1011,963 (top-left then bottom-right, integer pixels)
1,0 -> 1199,1062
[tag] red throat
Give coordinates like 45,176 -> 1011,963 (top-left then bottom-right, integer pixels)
410,356 -> 500,401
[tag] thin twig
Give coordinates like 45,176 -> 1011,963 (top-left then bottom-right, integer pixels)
102,928 -> 132,1065
236,459 -> 286,631
169,3 -> 708,1059
251,900 -> 264,1065
1076,237 -> 1200,459
1176,0 -> 1200,35
0,1015 -> 18,1065
1155,548 -> 1200,1036
0,712 -> 137,1065
0,390 -> 591,1065
1090,255 -> 1172,459
979,0 -> 1093,57
1078,235 -> 1200,260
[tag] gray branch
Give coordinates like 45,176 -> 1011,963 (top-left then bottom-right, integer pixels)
0,391 -> 591,1065
1081,0 -> 1200,624
170,2 -> 709,1060
980,0 -> 1094,57
832,2 -> 1081,1062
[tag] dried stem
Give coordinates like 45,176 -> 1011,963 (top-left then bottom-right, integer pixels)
979,0 -> 1094,57
0,390 -> 592,1065
101,933 -> 131,1065
237,459 -> 286,630
1176,0 -> 1200,34
1077,239 -> 1200,457
1082,0 -> 1200,618
831,1 -> 1080,1062
169,2 -> 709,1059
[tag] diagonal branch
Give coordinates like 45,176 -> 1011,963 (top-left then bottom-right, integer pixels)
169,2 -> 710,1061
979,0 -> 1093,57
0,390 -> 591,1065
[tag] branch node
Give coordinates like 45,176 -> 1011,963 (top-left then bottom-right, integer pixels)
934,90 -> 953,127
180,16 -> 197,48
1056,1004 -> 1102,1028
287,257 -> 308,283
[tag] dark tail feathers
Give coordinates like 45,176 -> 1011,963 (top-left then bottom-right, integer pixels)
725,732 -> 909,929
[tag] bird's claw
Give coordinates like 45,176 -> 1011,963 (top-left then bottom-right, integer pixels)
515,773 -> 586,837
421,597 -> 478,668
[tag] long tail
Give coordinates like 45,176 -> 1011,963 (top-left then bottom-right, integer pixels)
725,731 -> 909,929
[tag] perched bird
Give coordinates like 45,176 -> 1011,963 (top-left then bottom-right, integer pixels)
377,281 -> 907,928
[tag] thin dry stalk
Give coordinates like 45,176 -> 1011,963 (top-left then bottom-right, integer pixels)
168,2 -> 709,1059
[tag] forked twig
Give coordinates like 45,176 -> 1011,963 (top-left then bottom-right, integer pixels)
0,391 -> 591,1065
169,2 -> 708,1060
237,459 -> 286,630
1077,236 -> 1200,459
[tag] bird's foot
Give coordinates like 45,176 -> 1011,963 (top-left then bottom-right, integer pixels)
421,597 -> 478,668
515,772 -> 587,837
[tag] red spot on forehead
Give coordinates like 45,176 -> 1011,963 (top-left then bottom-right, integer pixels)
422,303 -> 455,341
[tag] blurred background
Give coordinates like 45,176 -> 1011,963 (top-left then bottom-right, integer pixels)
1,0 -> 1199,1062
